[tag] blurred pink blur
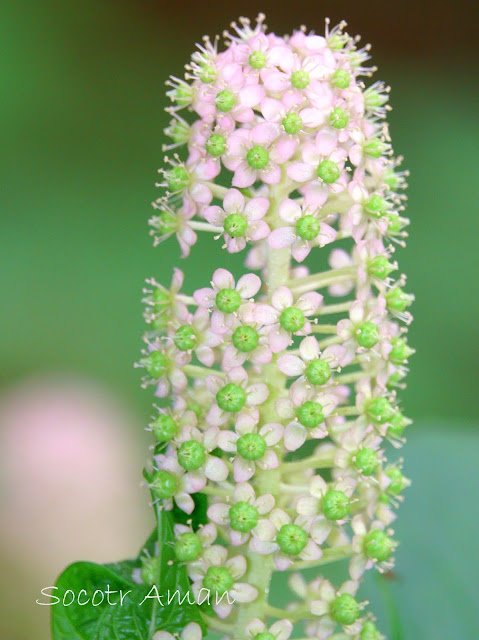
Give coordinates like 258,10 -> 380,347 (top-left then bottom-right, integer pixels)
0,376 -> 152,639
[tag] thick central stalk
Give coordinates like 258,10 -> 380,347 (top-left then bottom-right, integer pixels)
234,185 -> 291,635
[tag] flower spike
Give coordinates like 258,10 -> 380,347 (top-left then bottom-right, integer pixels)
141,14 -> 413,640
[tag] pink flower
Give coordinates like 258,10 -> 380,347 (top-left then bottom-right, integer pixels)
254,286 -> 322,352
217,415 -> 283,481
139,342 -> 189,398
223,122 -> 294,187
189,547 -> 258,618
194,268 -> 261,334
149,202 -> 198,258
337,298 -> 387,364
260,508 -> 323,571
206,366 -> 269,427
170,306 -> 222,366
261,48 -> 331,107
152,451 -> 205,514
275,385 -> 338,451
277,336 -> 346,387
268,198 -> 337,262
221,321 -> 272,370
287,130 -> 348,207
296,474 -> 356,541
204,188 -> 270,252
207,481 -> 275,548
342,179 -> 389,242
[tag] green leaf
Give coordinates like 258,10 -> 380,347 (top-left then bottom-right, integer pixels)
51,509 -> 202,640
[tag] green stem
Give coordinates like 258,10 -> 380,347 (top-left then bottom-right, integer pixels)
311,323 -> 338,334
264,604 -> 310,622
281,449 -> 336,474
318,301 -> 352,315
235,182 -> 291,633
289,266 -> 355,295
285,545 -> 353,570
183,364 -> 223,379
189,220 -> 222,233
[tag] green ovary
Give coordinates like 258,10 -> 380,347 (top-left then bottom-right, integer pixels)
215,288 -> 241,313
216,383 -> 246,412
247,145 -> 269,170
232,326 -> 259,352
174,324 -> 197,351
296,215 -> 320,240
317,160 -> 340,183
305,359 -> 331,385
297,401 -> 324,428
224,213 -> 247,237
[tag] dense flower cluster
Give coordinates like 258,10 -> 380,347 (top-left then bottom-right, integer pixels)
142,14 -> 413,640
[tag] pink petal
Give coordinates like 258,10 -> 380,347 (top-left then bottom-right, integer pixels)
268,45 -> 294,71
322,344 -> 346,368
223,188 -> 245,214
234,457 -> 255,482
300,107 -> 325,128
261,163 -> 281,184
287,162 -> 314,182
233,164 -> 256,188
252,344 -> 273,364
213,268 -> 235,290
252,122 -> 280,145
303,183 -> 329,208
222,345 -> 247,370
210,310 -> 234,334
261,96 -> 284,122
244,196 -> 270,220
299,335 -> 320,361
263,70 -> 290,92
196,345 -> 215,367
217,430 -> 238,452
193,287 -> 215,308
279,198 -> 302,223
247,383 -> 269,405
257,445 -> 276,467
253,304 -> 278,325
231,583 -> 258,603
272,285 -> 294,309
269,328 -> 292,353
270,136 -> 297,163
248,219 -> 270,241
236,273 -> 261,298
190,182 -> 213,206
329,248 -> 352,269
228,366 -> 248,385
350,300 -> 365,324
315,129 -> 338,155
277,354 -> 305,376
183,471 -> 206,493
238,84 -> 265,107
226,236 -> 246,253
175,493 -> 195,514
207,503 -> 230,524
260,422 -> 284,446
297,291 -> 323,315
291,239 -> 311,263
205,457 -> 229,482
268,226 -> 296,249
284,422 -> 307,451
289,380 -> 308,405
317,222 -> 337,246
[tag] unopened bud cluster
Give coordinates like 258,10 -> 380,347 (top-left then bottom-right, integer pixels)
140,14 -> 413,640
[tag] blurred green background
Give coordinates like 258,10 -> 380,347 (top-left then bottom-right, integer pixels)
1,0 -> 478,638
